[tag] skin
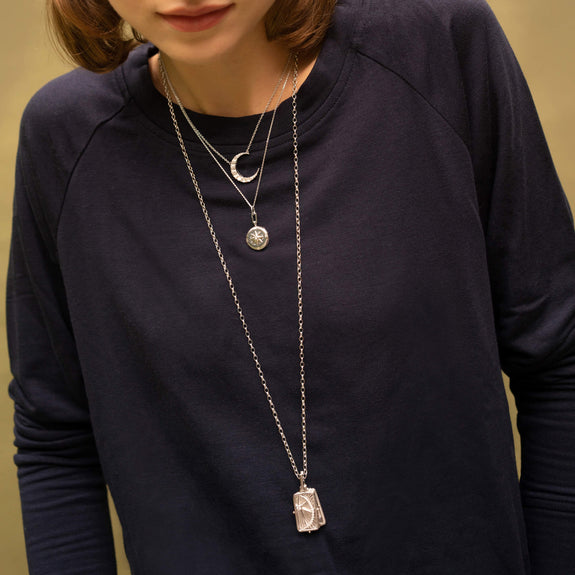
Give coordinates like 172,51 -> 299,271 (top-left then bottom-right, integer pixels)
107,0 -> 317,116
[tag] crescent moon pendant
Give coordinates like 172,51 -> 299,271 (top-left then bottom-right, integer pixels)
231,152 -> 259,183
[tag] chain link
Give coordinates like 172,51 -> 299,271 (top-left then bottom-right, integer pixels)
160,55 -> 308,482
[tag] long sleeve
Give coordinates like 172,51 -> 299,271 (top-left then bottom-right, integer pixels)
7,135 -> 117,573
454,3 -> 575,572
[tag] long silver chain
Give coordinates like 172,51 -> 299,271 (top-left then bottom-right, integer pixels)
160,55 -> 309,482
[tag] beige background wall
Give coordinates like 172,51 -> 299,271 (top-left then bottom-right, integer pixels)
1,1 -> 573,573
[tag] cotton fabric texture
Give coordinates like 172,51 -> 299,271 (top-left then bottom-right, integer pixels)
7,0 -> 575,573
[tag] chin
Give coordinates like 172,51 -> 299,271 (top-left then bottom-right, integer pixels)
155,33 -> 249,66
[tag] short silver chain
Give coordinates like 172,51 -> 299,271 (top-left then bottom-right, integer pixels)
160,55 -> 308,482
159,55 -> 291,223
163,55 -> 291,167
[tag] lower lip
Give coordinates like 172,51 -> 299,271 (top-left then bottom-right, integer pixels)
160,5 -> 233,33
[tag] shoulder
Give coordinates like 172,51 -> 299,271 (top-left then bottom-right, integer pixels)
356,0 -> 497,40
353,0 -> 503,69
347,0 -> 508,146
16,57 -> 132,248
20,64 -> 128,153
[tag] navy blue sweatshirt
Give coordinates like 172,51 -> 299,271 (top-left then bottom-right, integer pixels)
7,0 -> 575,573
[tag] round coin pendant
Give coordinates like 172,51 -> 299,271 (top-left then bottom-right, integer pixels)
246,226 -> 269,251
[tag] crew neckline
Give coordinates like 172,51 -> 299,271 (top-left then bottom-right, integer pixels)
120,0 -> 359,153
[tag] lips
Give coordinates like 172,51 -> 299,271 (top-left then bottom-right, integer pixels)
159,4 -> 234,33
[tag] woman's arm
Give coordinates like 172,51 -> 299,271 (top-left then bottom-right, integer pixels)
454,2 -> 575,572
7,133 -> 117,574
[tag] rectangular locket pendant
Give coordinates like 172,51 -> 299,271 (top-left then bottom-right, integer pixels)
293,482 -> 326,533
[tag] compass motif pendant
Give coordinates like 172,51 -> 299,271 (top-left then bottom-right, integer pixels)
293,483 -> 326,533
246,225 -> 269,251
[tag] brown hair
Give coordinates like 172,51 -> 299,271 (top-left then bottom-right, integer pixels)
47,0 -> 337,74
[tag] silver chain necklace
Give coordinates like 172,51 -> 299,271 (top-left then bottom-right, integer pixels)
161,55 -> 291,184
160,54 -> 326,533
159,55 -> 292,251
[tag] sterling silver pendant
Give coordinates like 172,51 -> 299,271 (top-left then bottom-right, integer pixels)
231,152 -> 259,183
293,484 -> 326,533
246,226 -> 269,250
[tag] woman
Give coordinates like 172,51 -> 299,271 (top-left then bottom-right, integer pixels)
7,0 -> 575,573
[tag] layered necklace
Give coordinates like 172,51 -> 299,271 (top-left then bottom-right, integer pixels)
159,55 -> 292,251
159,54 -> 326,533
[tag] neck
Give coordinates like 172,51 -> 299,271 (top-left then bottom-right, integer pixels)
150,34 -> 316,117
